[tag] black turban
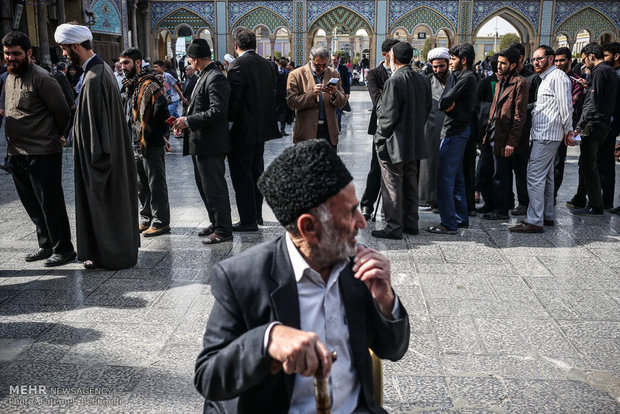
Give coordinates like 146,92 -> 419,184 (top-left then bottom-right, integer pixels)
257,140 -> 353,226
187,39 -> 211,58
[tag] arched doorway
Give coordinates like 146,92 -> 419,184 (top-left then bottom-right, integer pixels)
554,33 -> 570,50
474,16 -> 522,58
198,29 -> 214,57
473,8 -> 536,57
599,33 -> 613,45
437,29 -> 450,48
573,29 -> 592,56
392,28 -> 408,43
312,29 -> 327,48
274,28 -> 291,59
255,26 -> 272,58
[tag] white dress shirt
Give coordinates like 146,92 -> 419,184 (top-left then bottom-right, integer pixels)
531,65 -> 573,141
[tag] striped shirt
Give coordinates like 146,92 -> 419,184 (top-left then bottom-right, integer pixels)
530,65 -> 573,141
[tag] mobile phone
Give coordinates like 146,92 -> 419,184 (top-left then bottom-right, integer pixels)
165,116 -> 177,126
326,77 -> 339,86
573,133 -> 581,141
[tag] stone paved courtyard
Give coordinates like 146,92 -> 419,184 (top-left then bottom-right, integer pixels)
0,91 -> 619,413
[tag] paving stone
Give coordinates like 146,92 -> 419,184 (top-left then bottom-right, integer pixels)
383,375 -> 452,409
446,376 -> 508,409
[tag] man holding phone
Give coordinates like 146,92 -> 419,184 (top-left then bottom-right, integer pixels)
286,45 -> 347,148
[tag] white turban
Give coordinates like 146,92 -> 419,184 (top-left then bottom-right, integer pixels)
54,24 -> 93,45
224,54 -> 234,64
427,47 -> 450,62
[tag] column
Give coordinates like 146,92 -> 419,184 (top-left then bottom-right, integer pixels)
170,35 -> 177,58
215,1 -> 227,61
1,0 -> 12,35
269,35 -> 276,58
326,35 -> 333,51
131,2 -> 138,48
538,0 -> 554,46
142,3 -> 151,60
349,35 -> 356,58
37,4 -> 51,66
375,0 -> 388,67
294,0 -> 306,67
56,0 -> 66,24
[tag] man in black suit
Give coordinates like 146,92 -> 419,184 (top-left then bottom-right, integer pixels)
359,38 -> 400,220
181,64 -> 198,115
332,54 -> 351,128
227,29 -> 280,231
195,139 -> 409,413
52,62 -> 76,138
173,39 -> 233,244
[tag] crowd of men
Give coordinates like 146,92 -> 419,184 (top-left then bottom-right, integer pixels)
2,21 -> 620,412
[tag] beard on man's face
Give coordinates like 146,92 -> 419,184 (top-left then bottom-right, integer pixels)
67,48 -> 81,66
124,65 -> 137,78
6,55 -> 29,75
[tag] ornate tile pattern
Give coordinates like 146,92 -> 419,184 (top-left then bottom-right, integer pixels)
376,0 -> 388,67
295,0 -> 305,65
84,0 -> 122,36
389,1 -> 458,26
307,1 -> 375,28
308,6 -> 372,35
471,1 -> 540,32
151,2 -> 215,30
232,7 -> 291,33
228,2 -> 293,29
554,2 -> 620,30
154,8 -> 211,34
391,7 -> 456,35
538,0 -> 554,45
555,7 -> 618,40
459,0 -> 471,43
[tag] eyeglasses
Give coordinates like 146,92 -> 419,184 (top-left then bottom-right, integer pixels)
313,63 -> 328,69
532,56 -> 551,62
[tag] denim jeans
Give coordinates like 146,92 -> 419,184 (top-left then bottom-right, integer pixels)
437,126 -> 470,231
168,100 -> 180,119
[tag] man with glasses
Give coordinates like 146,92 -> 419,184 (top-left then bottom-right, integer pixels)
566,42 -> 618,216
510,46 -> 572,233
552,47 -> 586,203
287,45 -> 347,148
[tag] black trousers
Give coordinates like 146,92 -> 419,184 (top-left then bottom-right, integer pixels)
554,141 -> 568,199
136,145 -> 170,227
475,144 -> 494,207
511,147 -> 530,207
8,153 -> 74,253
193,154 -> 232,236
360,143 -> 381,213
228,143 -> 264,224
598,127 -> 618,207
463,137 -> 477,212
492,154 -> 513,215
574,127 -> 609,210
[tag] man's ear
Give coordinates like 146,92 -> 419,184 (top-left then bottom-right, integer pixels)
297,213 -> 320,245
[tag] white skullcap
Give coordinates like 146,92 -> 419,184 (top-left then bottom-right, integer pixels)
224,54 -> 234,64
427,47 -> 450,62
54,24 -> 93,45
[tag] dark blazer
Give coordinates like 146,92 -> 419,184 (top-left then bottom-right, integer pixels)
182,74 -> 198,101
194,235 -> 410,414
227,51 -> 280,149
184,62 -> 232,156
53,71 -> 75,109
336,63 -> 351,95
366,63 -> 390,135
375,65 -> 432,164
483,72 -> 529,157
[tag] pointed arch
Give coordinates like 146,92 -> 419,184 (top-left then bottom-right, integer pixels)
308,6 -> 373,36
390,6 -> 455,36
231,6 -> 291,34
473,7 -> 536,46
555,7 -> 618,42
154,7 -> 213,36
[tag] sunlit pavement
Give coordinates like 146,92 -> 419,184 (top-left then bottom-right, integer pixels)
0,91 -> 619,412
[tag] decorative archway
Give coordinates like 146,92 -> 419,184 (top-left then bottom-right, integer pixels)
308,7 -> 372,36
390,6 -> 455,37
154,7 -> 212,36
555,7 -> 619,44
231,6 -> 291,34
473,7 -> 537,56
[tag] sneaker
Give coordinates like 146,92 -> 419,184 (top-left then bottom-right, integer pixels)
572,206 -> 604,217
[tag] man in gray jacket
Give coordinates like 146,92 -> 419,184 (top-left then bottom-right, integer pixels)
372,42 -> 432,239
3,31 -> 75,267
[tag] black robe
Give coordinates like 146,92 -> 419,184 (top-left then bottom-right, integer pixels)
72,55 -> 139,269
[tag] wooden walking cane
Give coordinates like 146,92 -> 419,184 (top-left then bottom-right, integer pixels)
270,350 -> 338,413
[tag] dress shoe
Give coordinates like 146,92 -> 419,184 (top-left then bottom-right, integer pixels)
426,224 -> 457,234
371,230 -> 402,240
610,206 -> 620,215
83,260 -> 98,270
543,220 -> 555,226
482,212 -> 509,220
202,233 -> 233,244
566,198 -> 585,209
139,223 -> 150,233
0,164 -> 10,173
25,248 -> 52,262
468,210 -> 476,217
232,222 -> 258,232
143,225 -> 171,237
457,222 -> 469,228
510,205 -> 528,216
44,251 -> 76,267
198,225 -> 215,237
257,217 -> 264,226
509,222 -> 543,233
403,227 -> 419,235
475,205 -> 492,214
572,206 -> 604,217
361,207 -> 372,221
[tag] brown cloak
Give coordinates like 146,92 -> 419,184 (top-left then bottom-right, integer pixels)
72,55 -> 139,269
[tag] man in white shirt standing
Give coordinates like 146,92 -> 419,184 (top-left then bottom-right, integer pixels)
510,45 -> 573,233
113,60 -> 124,90
194,139 -> 410,413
